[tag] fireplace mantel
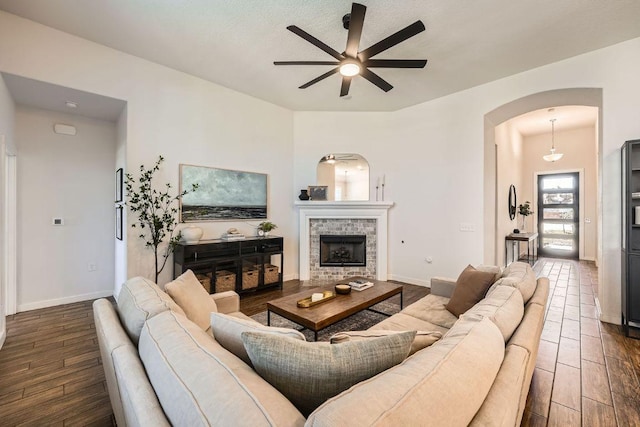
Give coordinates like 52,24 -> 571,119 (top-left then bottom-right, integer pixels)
295,201 -> 394,281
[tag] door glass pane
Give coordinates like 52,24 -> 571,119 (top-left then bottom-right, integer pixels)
542,238 -> 574,251
542,192 -> 574,204
543,208 -> 574,220
542,177 -> 574,190
542,223 -> 575,235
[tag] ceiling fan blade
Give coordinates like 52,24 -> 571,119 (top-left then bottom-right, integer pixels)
345,3 -> 366,58
274,61 -> 340,66
365,59 -> 427,68
340,76 -> 352,97
287,25 -> 344,61
360,68 -> 393,92
358,21 -> 426,61
299,68 -> 339,89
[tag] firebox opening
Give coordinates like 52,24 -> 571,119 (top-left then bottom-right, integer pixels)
320,235 -> 366,267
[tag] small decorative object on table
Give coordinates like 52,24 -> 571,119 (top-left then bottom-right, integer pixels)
181,226 -> 203,243
349,279 -> 374,291
221,227 -> 245,241
297,290 -> 336,308
518,201 -> 534,232
335,284 -> 352,294
257,221 -> 277,237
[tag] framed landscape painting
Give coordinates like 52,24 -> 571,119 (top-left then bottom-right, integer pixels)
180,164 -> 267,221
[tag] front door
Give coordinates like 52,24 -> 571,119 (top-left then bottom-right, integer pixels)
537,172 -> 579,259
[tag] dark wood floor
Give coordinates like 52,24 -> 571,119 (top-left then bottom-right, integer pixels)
0,264 -> 638,426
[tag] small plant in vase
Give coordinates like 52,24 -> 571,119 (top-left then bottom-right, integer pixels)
518,201 -> 534,232
257,221 -> 277,237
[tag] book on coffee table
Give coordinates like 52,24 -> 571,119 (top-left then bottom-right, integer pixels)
349,279 -> 374,291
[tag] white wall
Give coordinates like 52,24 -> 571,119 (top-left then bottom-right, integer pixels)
15,106 -> 116,310
295,37 -> 640,324
496,121 -> 524,266
522,126 -> 598,261
0,73 -> 16,347
114,106 -> 127,297
0,11 -> 295,287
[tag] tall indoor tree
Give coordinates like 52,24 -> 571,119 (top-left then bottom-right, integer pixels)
125,156 -> 198,283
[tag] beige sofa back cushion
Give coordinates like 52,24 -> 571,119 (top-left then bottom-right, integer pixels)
306,317 -> 505,427
139,310 -> 305,427
462,285 -> 524,341
492,262 -> 537,303
116,276 -> 184,345
165,269 -> 218,331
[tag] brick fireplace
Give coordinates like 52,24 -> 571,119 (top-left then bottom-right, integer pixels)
296,201 -> 394,281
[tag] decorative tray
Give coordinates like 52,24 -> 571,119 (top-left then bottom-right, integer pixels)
297,290 -> 336,308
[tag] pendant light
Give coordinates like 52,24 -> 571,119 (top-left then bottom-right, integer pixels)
543,118 -> 563,162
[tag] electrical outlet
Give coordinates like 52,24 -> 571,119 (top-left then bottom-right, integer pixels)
459,223 -> 475,232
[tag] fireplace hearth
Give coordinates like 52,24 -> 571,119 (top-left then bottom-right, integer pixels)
320,235 -> 366,267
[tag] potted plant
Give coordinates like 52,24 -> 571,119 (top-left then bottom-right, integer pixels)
257,221 -> 277,236
518,201 -> 534,232
125,156 -> 198,283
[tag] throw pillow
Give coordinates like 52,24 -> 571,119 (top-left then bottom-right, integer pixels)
241,330 -> 415,416
330,330 -> 442,355
165,269 -> 218,331
445,265 -> 497,317
210,312 -> 305,366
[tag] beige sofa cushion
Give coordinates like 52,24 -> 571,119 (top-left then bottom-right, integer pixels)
372,312 -> 451,335
446,265 -> 497,316
462,285 -> 524,341
165,269 -> 218,331
210,312 -> 305,366
330,330 -> 442,355
139,310 -> 305,427
470,345 -> 529,427
116,276 -> 184,345
306,317 -> 505,426
242,330 -> 415,417
492,261 -> 537,303
400,294 -> 458,329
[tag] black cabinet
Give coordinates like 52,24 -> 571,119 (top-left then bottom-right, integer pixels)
621,139 -> 640,337
173,236 -> 283,295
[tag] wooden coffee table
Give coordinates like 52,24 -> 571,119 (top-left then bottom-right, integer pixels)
267,278 -> 403,340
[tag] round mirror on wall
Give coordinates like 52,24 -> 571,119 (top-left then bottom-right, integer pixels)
316,154 -> 369,201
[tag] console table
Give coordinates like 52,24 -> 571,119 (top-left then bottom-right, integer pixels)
505,232 -> 538,267
173,236 -> 283,294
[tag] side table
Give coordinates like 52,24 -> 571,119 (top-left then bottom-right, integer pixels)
505,232 -> 538,267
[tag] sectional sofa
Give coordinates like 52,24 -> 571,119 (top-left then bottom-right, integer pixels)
94,261 -> 549,426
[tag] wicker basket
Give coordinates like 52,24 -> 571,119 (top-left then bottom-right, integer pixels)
242,267 -> 259,290
263,264 -> 279,285
195,273 -> 212,293
215,270 -> 236,293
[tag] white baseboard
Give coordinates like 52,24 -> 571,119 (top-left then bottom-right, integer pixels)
387,274 -> 430,287
17,290 -> 114,312
0,328 -> 6,350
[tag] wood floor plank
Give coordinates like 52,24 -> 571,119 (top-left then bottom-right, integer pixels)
582,359 -> 613,405
612,392 -> 640,427
551,363 -> 581,411
536,339 -> 558,372
557,337 -> 581,368
605,356 -> 640,399
582,334 -> 606,364
548,402 -> 581,426
520,410 -> 547,427
526,368 -> 554,417
582,397 -> 617,427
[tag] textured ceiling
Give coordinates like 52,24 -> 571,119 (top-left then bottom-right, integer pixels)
1,0 -> 640,111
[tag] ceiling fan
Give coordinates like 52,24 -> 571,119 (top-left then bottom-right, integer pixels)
274,2 -> 427,97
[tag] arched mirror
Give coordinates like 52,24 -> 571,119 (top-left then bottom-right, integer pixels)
316,154 -> 369,201
508,184 -> 517,220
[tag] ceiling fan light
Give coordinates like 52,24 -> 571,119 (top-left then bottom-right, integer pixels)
339,62 -> 360,77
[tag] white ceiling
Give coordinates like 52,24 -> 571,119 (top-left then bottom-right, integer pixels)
2,73 -> 126,122
1,1 -> 640,112
511,105 -> 598,137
